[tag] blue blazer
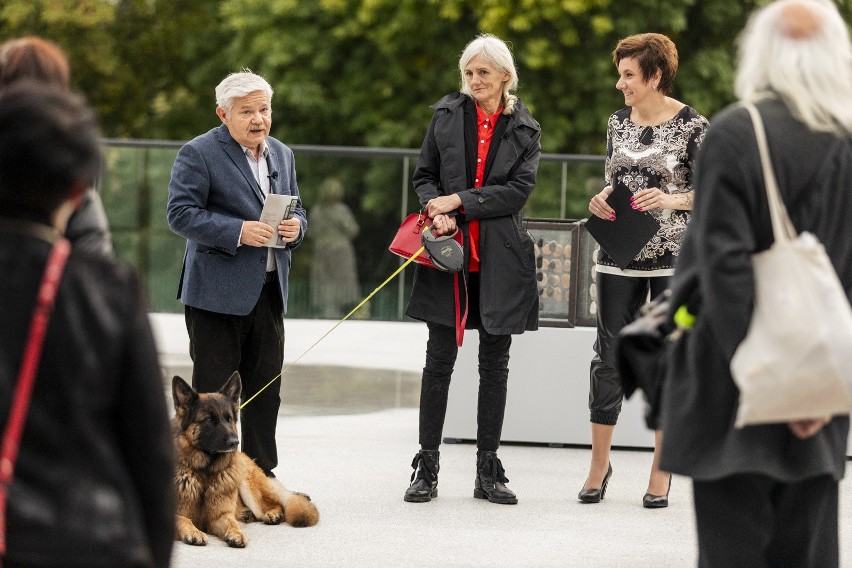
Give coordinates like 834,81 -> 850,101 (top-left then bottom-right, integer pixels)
167,124 -> 307,316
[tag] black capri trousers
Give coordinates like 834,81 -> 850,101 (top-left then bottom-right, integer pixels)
589,271 -> 668,425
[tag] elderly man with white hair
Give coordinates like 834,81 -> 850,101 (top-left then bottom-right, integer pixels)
167,70 -> 307,479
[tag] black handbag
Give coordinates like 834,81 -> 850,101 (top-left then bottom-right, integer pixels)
614,289 -> 676,430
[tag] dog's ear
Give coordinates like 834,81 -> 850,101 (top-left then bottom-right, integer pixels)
172,376 -> 198,411
220,371 -> 242,405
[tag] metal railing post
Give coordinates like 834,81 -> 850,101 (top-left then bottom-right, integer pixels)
398,156 -> 410,319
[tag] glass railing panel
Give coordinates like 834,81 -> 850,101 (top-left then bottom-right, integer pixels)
99,140 -> 603,321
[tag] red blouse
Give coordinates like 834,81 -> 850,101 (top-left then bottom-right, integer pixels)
467,101 -> 503,272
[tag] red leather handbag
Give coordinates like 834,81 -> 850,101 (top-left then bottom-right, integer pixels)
389,211 -> 464,271
389,211 -> 444,269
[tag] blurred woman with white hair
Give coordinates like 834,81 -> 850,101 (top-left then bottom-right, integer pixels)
659,0 -> 852,565
403,33 -> 541,505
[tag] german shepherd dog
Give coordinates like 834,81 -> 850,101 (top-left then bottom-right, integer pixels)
172,371 -> 319,548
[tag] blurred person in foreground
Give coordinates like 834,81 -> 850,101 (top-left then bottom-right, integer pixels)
582,33 -> 708,507
0,35 -> 113,257
0,82 -> 174,567
167,70 -> 307,478
659,1 -> 852,566
403,33 -> 540,505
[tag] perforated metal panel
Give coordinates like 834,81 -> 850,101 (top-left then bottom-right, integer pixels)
524,218 -> 597,328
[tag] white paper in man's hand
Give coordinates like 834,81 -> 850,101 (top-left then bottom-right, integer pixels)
260,194 -> 299,248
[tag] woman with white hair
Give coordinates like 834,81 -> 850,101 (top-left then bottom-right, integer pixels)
659,0 -> 852,565
403,33 -> 541,505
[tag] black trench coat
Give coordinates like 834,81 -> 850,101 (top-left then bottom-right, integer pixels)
405,92 -> 541,335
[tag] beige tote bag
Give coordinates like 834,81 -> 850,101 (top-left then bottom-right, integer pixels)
730,102 -> 852,427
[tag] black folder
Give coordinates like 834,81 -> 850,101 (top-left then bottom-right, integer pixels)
584,184 -> 660,270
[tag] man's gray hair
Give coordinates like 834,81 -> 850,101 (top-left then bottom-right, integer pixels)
735,0 -> 852,133
215,69 -> 274,114
458,34 -> 519,115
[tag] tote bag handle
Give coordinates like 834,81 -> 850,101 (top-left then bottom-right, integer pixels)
742,102 -> 798,242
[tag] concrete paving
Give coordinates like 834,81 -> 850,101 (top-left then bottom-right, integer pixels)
152,316 -> 852,568
168,406 -> 852,568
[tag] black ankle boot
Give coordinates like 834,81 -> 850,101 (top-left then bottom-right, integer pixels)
404,449 -> 439,503
473,450 -> 517,504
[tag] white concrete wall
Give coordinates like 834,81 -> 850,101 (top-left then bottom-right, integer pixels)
150,313 -> 428,375
150,314 -> 852,455
444,327 -> 656,448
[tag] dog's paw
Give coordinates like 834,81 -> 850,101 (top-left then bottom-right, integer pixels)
180,530 -> 207,546
224,529 -> 248,548
237,506 -> 256,523
261,506 -> 285,525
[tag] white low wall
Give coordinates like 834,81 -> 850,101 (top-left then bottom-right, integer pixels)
150,314 -> 852,455
444,326 -> 656,448
149,313 -> 428,374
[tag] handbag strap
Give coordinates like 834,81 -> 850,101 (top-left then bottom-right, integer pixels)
453,271 -> 469,347
742,102 -> 798,242
0,238 -> 71,557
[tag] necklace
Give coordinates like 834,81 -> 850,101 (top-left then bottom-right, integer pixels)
637,98 -> 668,142
639,98 -> 668,127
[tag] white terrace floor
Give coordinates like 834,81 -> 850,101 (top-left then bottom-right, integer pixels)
150,315 -> 852,568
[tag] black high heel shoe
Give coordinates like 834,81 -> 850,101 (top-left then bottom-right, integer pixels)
643,474 -> 672,509
578,463 -> 612,503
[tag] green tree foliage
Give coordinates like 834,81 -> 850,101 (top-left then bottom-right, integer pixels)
210,0 -> 801,152
0,0 -> 227,138
4,0 -> 851,147
3,0 -> 851,315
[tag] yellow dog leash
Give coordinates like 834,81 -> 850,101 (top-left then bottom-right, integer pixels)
239,244 -> 425,410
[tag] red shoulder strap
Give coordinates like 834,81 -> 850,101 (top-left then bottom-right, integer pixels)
0,238 -> 71,556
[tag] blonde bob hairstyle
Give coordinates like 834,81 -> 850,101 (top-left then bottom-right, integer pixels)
735,0 -> 852,134
458,34 -> 518,115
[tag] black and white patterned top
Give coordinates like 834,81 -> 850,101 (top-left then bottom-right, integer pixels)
597,105 -> 708,276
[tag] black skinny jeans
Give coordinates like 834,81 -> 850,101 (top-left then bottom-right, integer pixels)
417,276 -> 512,451
589,271 -> 668,425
